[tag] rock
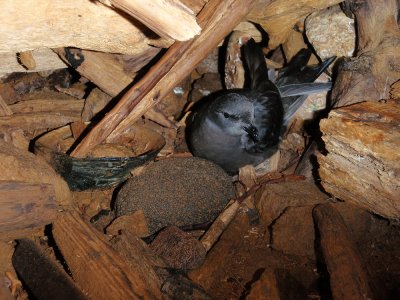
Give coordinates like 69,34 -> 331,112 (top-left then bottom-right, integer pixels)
115,157 -> 234,235
305,5 -> 355,62
0,139 -> 71,206
150,226 -> 206,270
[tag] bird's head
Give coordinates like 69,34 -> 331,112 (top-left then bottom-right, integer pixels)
209,93 -> 258,142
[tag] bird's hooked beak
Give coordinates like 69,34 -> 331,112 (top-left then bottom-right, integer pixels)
243,125 -> 259,142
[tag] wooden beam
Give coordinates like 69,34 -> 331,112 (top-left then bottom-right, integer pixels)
313,203 -> 375,300
0,181 -> 57,233
71,0 -> 257,157
53,211 -> 163,300
100,0 -> 201,41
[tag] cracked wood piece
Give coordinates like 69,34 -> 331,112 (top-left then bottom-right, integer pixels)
318,100 -> 400,218
53,211 -> 163,300
0,181 -> 57,233
100,0 -> 201,41
313,203 -> 374,300
71,0 -> 257,157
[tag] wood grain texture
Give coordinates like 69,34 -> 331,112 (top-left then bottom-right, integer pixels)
0,181 -> 57,233
313,203 -> 374,300
318,100 -> 400,218
103,0 -> 201,41
71,0 -> 257,157
53,211 -> 163,300
0,0 -> 168,54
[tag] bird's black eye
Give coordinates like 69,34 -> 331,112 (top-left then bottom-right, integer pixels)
223,112 -> 230,118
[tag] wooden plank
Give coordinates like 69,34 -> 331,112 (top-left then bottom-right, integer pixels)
318,100 -> 400,218
101,0 -> 201,41
71,0 -> 258,157
0,181 -> 57,233
53,211 -> 163,300
313,203 -> 375,300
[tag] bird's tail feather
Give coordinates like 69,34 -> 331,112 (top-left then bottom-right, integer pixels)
242,39 -> 278,93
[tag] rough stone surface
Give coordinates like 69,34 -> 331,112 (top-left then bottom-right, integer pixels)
115,157 -> 234,235
150,226 -> 206,270
305,6 -> 355,61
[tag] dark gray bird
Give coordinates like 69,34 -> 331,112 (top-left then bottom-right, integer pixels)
187,39 -> 335,174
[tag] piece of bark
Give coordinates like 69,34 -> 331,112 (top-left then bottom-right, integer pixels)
150,226 -> 207,270
0,0 -> 170,55
0,49 -> 66,75
101,0 -> 201,41
53,211 -> 163,300
70,0 -> 258,157
12,239 -> 88,300
17,51 -> 37,70
331,0 -> 400,106
313,203 -> 375,300
247,0 -> 343,50
318,100 -> 400,218
0,181 -> 57,235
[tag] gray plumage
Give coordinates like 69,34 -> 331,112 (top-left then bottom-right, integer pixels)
187,39 -> 335,174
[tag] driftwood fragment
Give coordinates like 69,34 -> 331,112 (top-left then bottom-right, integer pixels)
12,239 -> 87,300
0,181 -> 57,235
331,0 -> 400,106
318,100 -> 400,218
55,48 -> 160,97
313,203 -> 375,300
71,0 -> 258,157
0,0 -> 170,54
100,0 -> 201,41
53,211 -> 163,300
